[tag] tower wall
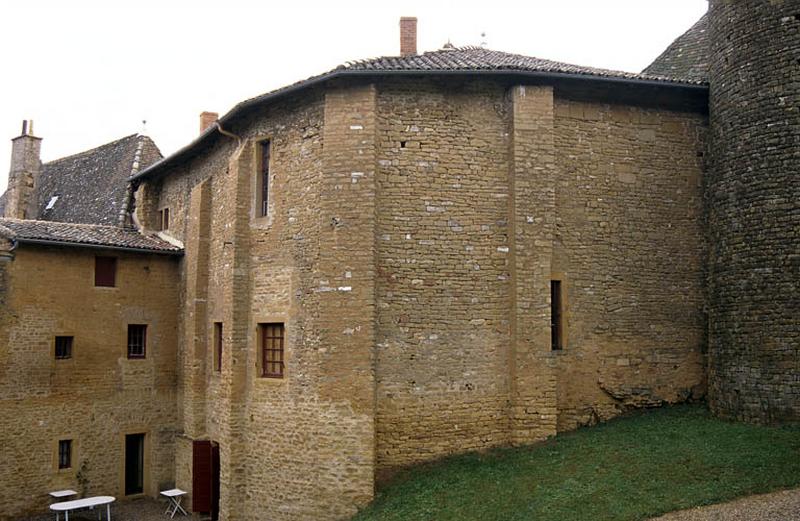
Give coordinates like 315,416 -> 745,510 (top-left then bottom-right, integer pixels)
707,0 -> 800,423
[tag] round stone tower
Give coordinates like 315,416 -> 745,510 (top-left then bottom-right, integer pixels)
706,0 -> 800,423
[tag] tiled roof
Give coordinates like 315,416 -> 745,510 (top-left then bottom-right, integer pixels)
133,45 -> 707,183
34,134 -> 162,226
643,14 -> 709,83
336,46 -> 706,85
0,218 -> 182,254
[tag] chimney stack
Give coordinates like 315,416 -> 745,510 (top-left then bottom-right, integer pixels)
400,17 -> 417,56
199,111 -> 219,134
4,120 -> 42,220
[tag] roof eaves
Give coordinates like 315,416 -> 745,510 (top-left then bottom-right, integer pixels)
131,67 -> 708,183
13,236 -> 184,256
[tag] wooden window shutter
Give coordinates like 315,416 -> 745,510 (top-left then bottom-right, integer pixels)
192,440 -> 213,512
95,256 -> 117,287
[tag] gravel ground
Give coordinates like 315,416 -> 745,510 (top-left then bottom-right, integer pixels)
21,497 -> 193,521
650,488 -> 800,521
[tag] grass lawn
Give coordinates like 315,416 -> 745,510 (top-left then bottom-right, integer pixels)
353,404 -> 800,521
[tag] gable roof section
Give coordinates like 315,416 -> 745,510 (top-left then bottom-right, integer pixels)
35,134 -> 162,226
643,14 -> 709,83
0,218 -> 182,255
132,46 -> 708,183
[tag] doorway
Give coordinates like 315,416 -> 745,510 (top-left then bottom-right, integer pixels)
192,440 -> 220,520
124,433 -> 145,495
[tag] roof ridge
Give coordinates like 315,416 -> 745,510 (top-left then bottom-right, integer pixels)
43,133 -> 139,167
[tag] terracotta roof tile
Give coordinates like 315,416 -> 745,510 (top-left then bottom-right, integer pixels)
0,218 -> 182,254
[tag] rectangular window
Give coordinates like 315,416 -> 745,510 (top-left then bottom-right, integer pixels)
55,336 -> 73,359
158,208 -> 170,231
257,140 -> 271,217
95,256 -> 117,287
58,439 -> 72,469
551,280 -> 563,351
213,322 -> 223,372
127,324 -> 147,359
260,323 -> 284,378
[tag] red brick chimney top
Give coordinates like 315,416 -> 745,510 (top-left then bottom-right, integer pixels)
400,17 -> 417,56
199,111 -> 219,134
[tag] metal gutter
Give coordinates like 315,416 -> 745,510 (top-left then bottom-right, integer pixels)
14,237 -> 184,256
131,67 -> 708,183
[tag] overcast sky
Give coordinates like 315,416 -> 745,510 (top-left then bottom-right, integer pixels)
0,0 -> 707,192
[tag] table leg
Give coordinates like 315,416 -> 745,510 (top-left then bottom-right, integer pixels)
176,496 -> 188,516
65,511 -> 69,521
107,503 -> 111,521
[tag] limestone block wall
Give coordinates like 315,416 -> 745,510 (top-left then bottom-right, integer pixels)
374,80 -> 517,468
552,98 -> 708,430
707,0 -> 800,424
0,246 -> 180,520
157,88 -> 376,521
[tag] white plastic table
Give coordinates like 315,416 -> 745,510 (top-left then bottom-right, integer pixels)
48,490 -> 78,500
160,488 -> 188,518
50,495 -> 115,521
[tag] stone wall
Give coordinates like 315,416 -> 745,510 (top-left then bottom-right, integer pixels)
0,246 -> 180,520
553,97 -> 707,430
155,87 -> 376,521
145,75 -> 710,520
707,0 -> 800,423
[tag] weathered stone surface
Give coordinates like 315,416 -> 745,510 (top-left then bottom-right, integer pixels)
0,246 -> 180,518
706,0 -> 800,424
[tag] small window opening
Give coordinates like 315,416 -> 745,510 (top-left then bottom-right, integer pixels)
158,208 -> 170,231
257,140 -> 271,217
260,323 -> 285,378
550,280 -> 564,351
95,256 -> 117,287
127,324 -> 147,359
58,439 -> 72,469
55,336 -> 73,359
400,141 -> 407,148
214,322 -> 223,372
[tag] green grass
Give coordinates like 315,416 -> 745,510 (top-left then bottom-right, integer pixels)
353,405 -> 800,521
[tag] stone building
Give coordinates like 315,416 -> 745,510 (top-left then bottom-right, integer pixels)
0,3 -> 797,520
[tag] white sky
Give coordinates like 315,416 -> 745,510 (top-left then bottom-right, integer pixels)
0,0 -> 707,192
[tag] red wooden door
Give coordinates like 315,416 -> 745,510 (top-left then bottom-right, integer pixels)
192,440 -> 212,512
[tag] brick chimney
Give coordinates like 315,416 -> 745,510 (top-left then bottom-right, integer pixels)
199,111 -> 218,134
400,17 -> 417,56
4,120 -> 42,219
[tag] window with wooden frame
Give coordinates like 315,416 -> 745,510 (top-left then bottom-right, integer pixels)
158,208 -> 170,231
256,140 -> 271,218
95,256 -> 117,287
259,323 -> 284,378
55,336 -> 73,359
127,324 -> 147,359
58,439 -> 72,469
550,280 -> 564,351
213,322 -> 223,372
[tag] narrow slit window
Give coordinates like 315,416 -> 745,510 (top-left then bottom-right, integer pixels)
258,140 -> 271,217
95,256 -> 117,287
260,323 -> 284,378
214,322 -> 223,372
551,280 -> 563,351
55,336 -> 73,359
58,439 -> 72,469
127,324 -> 147,359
